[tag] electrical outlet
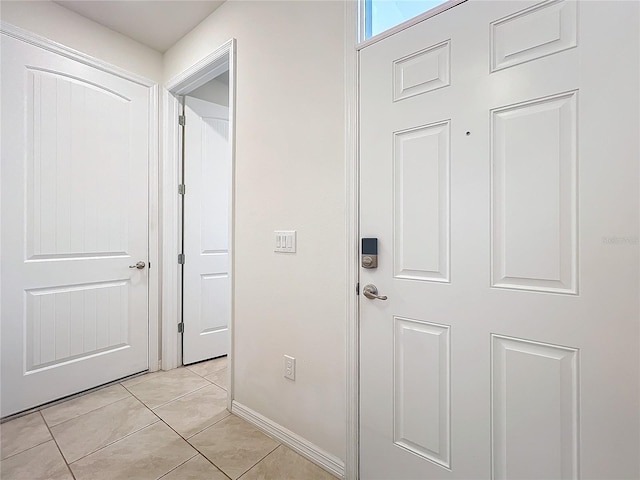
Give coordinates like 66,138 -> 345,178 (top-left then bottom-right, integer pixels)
284,355 -> 296,380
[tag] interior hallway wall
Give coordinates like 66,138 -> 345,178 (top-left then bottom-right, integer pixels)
0,0 -> 163,82
164,0 -> 347,461
189,77 -> 230,106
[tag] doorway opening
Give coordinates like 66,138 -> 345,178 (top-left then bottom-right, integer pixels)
163,40 -> 236,411
179,71 -> 231,366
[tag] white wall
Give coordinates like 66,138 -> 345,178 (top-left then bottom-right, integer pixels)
2,0 -> 347,463
189,77 -> 230,106
165,0 -> 347,461
0,0 -> 163,82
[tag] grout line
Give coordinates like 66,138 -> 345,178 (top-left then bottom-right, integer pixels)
65,419 -> 161,465
237,445 -> 282,480
156,452 -> 199,480
200,455 -> 233,480
119,370 -> 158,385
0,438 -> 53,462
38,411 -> 77,480
148,383 -> 213,411
181,442 -> 232,480
202,368 -> 228,384
155,413 -> 235,480
201,376 -> 229,391
184,357 -> 228,379
234,442 -> 281,480
148,402 -> 172,426
208,380 -> 227,391
126,388 -> 185,429
190,368 -> 227,382
5,363 -> 244,480
120,369 -> 172,390
0,413 -> 54,462
1,377 -> 139,424
45,392 -> 133,429
135,406 -> 243,480
146,409 -> 232,477
184,411 -> 231,440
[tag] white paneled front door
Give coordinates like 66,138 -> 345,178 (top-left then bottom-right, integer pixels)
182,96 -> 230,365
1,34 -> 151,417
359,1 -> 639,478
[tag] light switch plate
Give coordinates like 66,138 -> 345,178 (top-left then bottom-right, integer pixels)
284,355 -> 296,380
275,231 -> 296,253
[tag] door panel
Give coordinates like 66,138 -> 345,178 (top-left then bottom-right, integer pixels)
491,335 -> 579,479
490,0 -> 577,71
393,317 -> 451,469
1,34 -> 150,417
491,91 -> 578,293
182,96 -> 230,365
393,121 -> 450,282
27,69 -> 131,259
359,1 -> 639,478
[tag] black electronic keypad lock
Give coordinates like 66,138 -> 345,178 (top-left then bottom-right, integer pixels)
361,238 -> 378,269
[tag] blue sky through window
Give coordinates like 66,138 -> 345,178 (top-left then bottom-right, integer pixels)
366,0 -> 449,39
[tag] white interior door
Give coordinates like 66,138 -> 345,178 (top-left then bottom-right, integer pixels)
1,34 -> 151,417
182,96 -> 230,365
359,1 -> 639,478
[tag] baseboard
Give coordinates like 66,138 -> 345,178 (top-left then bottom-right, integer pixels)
231,401 -> 345,479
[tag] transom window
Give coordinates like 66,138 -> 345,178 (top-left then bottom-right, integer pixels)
364,0 -> 451,40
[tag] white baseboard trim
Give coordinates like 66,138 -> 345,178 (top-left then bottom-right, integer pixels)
231,401 -> 345,479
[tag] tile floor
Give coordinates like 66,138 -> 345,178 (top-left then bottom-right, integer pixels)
0,357 -> 337,480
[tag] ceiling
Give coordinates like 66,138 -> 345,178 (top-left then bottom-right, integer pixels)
216,70 -> 229,85
54,1 -> 225,52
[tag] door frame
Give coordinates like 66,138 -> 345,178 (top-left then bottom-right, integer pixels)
0,21 -> 161,380
162,39 -> 236,411
344,2 -> 359,478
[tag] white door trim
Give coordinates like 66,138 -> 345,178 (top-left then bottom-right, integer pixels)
0,22 -> 156,88
0,21 -> 161,374
162,39 -> 236,411
344,1 -> 360,478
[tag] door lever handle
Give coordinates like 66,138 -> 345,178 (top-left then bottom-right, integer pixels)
129,261 -> 146,269
363,284 -> 387,301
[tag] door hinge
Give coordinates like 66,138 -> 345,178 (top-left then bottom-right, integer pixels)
178,322 -> 184,333
356,282 -> 360,295
178,184 -> 186,195
178,115 -> 186,126
178,253 -> 185,264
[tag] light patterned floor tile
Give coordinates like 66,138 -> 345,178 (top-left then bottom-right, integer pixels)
0,412 -> 52,460
189,415 -> 279,479
205,367 -> 228,390
51,396 -> 158,463
70,422 -> 197,480
120,370 -> 165,388
41,384 -> 131,427
0,440 -> 72,480
0,366 -> 326,480
239,445 -> 338,480
124,367 -> 210,409
153,384 -> 229,438
185,356 -> 227,378
160,454 -> 228,480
